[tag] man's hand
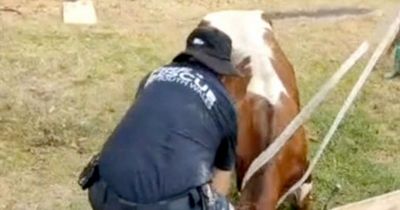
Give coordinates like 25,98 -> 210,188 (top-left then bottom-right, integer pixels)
212,169 -> 233,196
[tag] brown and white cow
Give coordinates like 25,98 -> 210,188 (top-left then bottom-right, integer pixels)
199,10 -> 312,210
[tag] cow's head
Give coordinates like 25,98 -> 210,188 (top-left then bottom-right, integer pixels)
199,10 -> 287,105
190,21 -> 251,94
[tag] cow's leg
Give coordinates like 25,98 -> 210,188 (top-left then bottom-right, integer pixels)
294,178 -> 313,210
292,150 -> 313,210
276,141 -> 311,210
277,173 -> 312,210
237,162 -> 281,210
258,163 -> 282,210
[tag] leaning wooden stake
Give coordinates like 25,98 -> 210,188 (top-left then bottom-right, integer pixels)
277,9 -> 400,207
241,41 -> 369,190
331,190 -> 400,210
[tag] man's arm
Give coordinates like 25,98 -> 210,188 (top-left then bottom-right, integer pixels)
212,169 -> 233,196
212,104 -> 238,196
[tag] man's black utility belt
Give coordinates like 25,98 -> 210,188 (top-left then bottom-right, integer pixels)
78,154 -> 204,210
89,179 -> 203,210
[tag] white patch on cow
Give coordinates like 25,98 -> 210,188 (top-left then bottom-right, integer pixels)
295,182 -> 313,204
204,10 -> 287,105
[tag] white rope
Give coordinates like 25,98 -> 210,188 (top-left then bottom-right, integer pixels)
241,42 -> 370,190
277,9 -> 400,207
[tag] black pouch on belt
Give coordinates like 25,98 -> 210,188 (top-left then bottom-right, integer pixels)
78,153 -> 100,190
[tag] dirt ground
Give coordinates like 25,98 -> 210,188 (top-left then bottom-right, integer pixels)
1,0 -> 400,209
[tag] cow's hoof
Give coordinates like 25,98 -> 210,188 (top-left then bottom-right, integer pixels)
294,182 -> 313,210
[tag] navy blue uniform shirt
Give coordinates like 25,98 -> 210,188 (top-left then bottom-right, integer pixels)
98,61 -> 237,203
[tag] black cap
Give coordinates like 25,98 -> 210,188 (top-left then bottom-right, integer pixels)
173,26 -> 238,76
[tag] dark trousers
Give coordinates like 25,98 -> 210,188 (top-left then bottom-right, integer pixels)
88,180 -> 233,210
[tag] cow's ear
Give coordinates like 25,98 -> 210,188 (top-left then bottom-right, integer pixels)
198,20 -> 210,27
235,56 -> 252,77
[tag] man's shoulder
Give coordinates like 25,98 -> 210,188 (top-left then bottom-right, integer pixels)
142,62 -> 235,111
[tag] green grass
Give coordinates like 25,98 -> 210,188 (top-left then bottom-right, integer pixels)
309,104 -> 400,209
1,1 -> 400,209
272,6 -> 400,207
